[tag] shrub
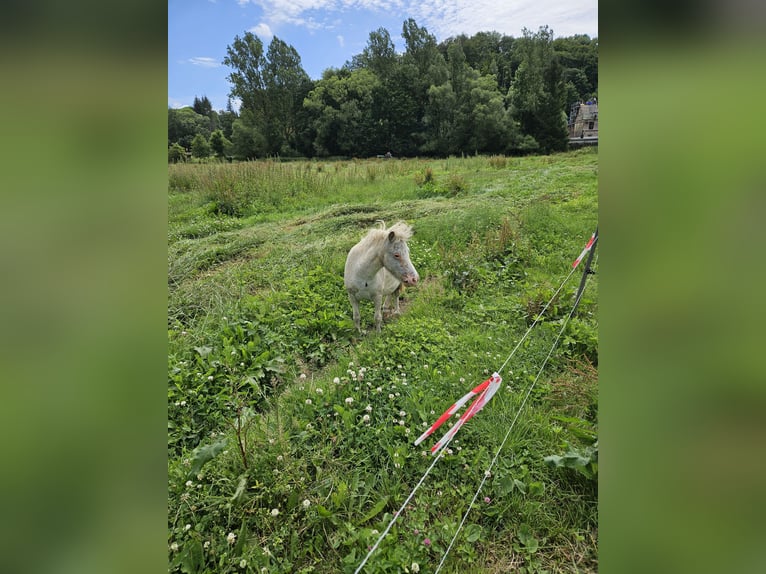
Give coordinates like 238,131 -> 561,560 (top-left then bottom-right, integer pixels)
168,143 -> 187,164
488,155 -> 507,169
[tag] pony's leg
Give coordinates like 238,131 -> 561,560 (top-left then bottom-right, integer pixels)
391,284 -> 402,315
373,293 -> 384,332
348,292 -> 362,332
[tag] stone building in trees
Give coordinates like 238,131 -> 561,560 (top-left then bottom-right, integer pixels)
568,100 -> 598,143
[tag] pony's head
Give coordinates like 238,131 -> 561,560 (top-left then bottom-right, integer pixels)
381,222 -> 419,286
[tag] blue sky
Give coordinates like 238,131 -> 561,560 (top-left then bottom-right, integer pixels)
169,0 -> 597,111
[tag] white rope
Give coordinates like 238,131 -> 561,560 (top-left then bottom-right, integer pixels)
434,265 -> 594,573
354,448 -> 446,574
496,263 -> 579,375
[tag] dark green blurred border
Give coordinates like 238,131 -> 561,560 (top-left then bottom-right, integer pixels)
600,2 -> 766,572
0,2 -> 167,573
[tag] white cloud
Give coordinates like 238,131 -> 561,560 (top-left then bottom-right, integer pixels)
249,22 -> 274,38
168,97 -> 188,108
242,0 -> 596,39
188,57 -> 221,68
407,0 -> 597,39
337,35 -> 345,47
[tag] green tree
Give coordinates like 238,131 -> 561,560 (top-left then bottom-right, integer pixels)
168,142 -> 186,163
192,95 -> 213,117
553,34 -> 598,97
304,68 -> 379,156
230,110 -> 266,160
224,32 -> 267,116
263,37 -> 312,155
209,129 -> 231,158
217,99 -> 238,140
224,32 -> 311,156
386,18 -> 445,154
423,81 -> 458,155
509,26 -> 568,153
190,133 -> 211,158
351,28 -> 398,78
168,107 -> 210,148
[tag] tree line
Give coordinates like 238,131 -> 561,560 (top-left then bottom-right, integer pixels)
168,20 -> 597,162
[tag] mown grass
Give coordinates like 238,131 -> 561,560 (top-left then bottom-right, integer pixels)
168,149 -> 598,573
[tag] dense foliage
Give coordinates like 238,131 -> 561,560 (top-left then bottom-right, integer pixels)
168,21 -> 597,161
168,150 -> 598,572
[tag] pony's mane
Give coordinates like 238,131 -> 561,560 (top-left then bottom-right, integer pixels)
360,220 -> 413,246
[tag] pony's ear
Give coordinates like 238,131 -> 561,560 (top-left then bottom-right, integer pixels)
388,230 -> 396,241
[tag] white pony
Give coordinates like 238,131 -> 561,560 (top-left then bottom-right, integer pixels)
344,221 -> 420,332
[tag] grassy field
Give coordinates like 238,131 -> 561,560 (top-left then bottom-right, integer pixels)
168,149 -> 598,573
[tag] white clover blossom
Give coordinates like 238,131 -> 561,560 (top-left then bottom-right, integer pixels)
300,373 -> 307,380
411,563 -> 420,573
271,508 -> 279,516
345,397 -> 354,404
226,532 -> 236,545
239,559 -> 247,568
362,414 -> 370,423
203,540 -> 210,550
305,399 -> 312,405
333,377 -> 340,384
316,388 -> 323,394
184,523 -> 191,531
365,404 -> 372,412
302,499 -> 311,508
170,542 -> 179,552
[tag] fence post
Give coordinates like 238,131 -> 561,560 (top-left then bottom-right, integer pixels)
572,227 -> 598,314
